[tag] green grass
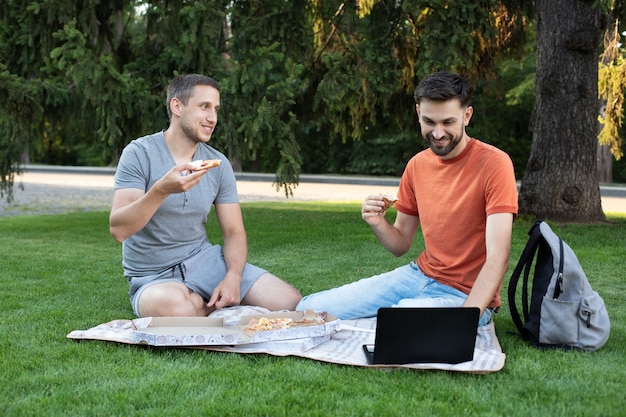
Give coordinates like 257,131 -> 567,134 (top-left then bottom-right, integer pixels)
1,202 -> 625,417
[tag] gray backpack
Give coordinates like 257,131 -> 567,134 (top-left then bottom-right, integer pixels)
507,220 -> 610,351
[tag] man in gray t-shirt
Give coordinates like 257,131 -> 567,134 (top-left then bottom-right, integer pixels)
110,74 -> 301,317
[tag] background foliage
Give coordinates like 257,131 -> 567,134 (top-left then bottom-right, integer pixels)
1,0 -> 625,200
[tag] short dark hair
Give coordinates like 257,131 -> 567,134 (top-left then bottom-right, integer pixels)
166,74 -> 220,120
413,72 -> 472,107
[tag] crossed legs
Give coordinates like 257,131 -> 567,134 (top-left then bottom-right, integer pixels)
136,272 -> 301,317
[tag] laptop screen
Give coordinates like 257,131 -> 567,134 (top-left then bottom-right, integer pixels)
364,307 -> 480,365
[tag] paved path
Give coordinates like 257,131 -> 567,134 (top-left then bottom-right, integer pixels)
1,168 -> 625,216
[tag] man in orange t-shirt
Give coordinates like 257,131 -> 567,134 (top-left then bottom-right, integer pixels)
296,72 -> 518,326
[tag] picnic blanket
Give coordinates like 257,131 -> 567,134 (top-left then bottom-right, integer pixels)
67,306 -> 505,373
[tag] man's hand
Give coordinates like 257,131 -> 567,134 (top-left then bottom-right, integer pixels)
362,194 -> 419,258
206,272 -> 242,310
361,194 -> 387,226
153,163 -> 210,195
109,162 -> 211,242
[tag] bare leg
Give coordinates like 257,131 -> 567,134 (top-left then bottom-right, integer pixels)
241,273 -> 302,311
137,281 -> 215,317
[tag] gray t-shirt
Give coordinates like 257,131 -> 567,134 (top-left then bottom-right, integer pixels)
114,131 -> 238,277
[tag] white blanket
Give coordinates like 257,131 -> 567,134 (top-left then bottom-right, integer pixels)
67,307 -> 505,373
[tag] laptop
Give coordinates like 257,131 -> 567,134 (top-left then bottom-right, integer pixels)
362,307 -> 480,365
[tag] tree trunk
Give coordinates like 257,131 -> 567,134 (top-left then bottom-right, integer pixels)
520,0 -> 606,223
597,142 -> 613,184
596,99 -> 613,183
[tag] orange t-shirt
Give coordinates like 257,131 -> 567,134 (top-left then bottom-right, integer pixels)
395,139 -> 518,308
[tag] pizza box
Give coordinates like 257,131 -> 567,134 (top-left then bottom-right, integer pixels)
131,310 -> 338,348
132,316 -> 240,346
236,310 -> 339,343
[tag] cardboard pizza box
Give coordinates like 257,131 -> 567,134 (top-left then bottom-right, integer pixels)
132,316 -> 240,346
237,310 -> 339,343
131,310 -> 338,349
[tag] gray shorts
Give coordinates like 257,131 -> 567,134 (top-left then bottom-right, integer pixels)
127,243 -> 266,316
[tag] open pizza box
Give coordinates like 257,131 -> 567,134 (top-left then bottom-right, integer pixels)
131,310 -> 339,352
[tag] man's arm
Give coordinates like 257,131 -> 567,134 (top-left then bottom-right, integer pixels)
362,194 -> 420,257
109,187 -> 166,242
463,212 -> 514,313
109,164 -> 208,242
206,202 -> 248,309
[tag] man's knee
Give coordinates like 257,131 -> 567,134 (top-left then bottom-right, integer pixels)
243,273 -> 302,311
138,282 -> 206,317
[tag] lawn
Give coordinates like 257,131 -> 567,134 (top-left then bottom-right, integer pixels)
1,202 -> 624,416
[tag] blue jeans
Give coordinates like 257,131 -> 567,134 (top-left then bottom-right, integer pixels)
296,261 -> 493,326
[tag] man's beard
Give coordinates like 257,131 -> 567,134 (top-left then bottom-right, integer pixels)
424,132 -> 462,157
180,118 -> 209,144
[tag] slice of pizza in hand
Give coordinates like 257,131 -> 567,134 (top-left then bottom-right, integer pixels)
381,193 -> 398,211
189,159 -> 222,171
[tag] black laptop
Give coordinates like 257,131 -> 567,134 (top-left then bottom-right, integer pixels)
362,307 -> 480,365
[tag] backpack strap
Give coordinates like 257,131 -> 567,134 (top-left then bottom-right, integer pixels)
508,220 -> 544,338
521,243 -> 535,322
552,237 -> 564,299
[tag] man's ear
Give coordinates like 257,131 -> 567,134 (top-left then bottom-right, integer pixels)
169,98 -> 182,117
415,103 -> 420,116
464,105 -> 473,126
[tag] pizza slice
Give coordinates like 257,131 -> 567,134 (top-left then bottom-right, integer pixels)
381,193 -> 398,211
246,317 -> 294,331
189,159 -> 222,171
